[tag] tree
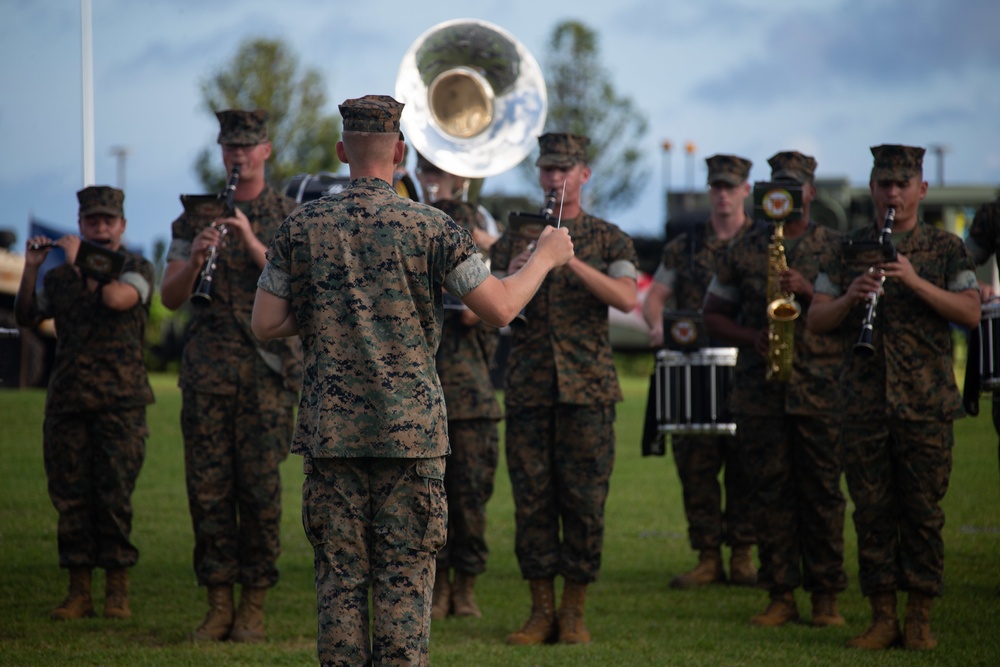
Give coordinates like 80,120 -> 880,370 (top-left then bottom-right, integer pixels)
195,37 -> 341,192
537,21 -> 649,215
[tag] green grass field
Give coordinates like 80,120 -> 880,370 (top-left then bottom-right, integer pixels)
1,369 -> 999,666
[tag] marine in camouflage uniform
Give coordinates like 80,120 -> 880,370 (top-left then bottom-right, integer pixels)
430,199 -> 503,620
490,132 -> 638,645
705,152 -> 848,628
810,144 -> 981,650
252,95 -> 565,667
964,197 -> 1000,461
15,186 -> 154,621
160,109 -> 301,643
641,154 -> 757,590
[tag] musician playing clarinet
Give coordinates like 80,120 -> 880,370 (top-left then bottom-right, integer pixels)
160,109 -> 301,643
16,186 -> 153,622
808,144 -> 980,651
489,132 -> 638,646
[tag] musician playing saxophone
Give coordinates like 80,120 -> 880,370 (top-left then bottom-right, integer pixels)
807,145 -> 979,651
160,109 -> 302,643
704,151 -> 848,629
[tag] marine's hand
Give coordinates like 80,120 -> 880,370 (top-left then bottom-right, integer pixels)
533,226 -> 574,267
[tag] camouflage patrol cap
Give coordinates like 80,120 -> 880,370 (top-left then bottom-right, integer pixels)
535,133 -> 590,168
768,150 -> 817,184
339,95 -> 404,133
433,199 -> 478,229
77,185 -> 124,217
216,109 -> 269,145
870,144 -> 925,181
705,154 -> 752,186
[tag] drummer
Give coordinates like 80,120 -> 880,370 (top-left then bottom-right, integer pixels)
641,155 -> 758,590
965,195 -> 1000,485
703,151 -> 848,629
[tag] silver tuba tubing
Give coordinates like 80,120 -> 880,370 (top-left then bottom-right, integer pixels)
394,19 -> 548,179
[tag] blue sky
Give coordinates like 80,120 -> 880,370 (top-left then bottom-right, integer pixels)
1,0 -> 998,257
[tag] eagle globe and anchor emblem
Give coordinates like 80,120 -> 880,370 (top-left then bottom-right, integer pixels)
762,187 -> 794,220
670,316 -> 699,347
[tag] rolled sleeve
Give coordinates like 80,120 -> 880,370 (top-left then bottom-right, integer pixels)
445,255 -> 491,298
118,271 -> 151,305
814,272 -> 841,298
951,269 -> 980,293
257,263 -> 292,299
609,259 -> 638,280
652,263 -> 676,290
165,238 -> 192,263
706,275 -> 739,303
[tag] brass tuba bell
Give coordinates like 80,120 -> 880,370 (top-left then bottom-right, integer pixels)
394,19 -> 548,179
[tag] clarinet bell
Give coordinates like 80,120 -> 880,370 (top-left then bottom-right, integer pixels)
854,325 -> 875,356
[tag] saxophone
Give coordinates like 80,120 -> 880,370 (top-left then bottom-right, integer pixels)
765,221 -> 801,382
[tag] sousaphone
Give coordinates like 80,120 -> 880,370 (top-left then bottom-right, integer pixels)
394,19 -> 548,179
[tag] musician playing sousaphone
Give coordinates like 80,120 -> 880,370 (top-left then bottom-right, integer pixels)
640,154 -> 758,591
704,151 -> 849,629
490,132 -> 638,646
808,145 -> 980,651
160,109 -> 302,643
415,155 -> 504,621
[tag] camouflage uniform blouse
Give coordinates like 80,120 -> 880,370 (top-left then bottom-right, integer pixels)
167,185 -> 302,396
815,221 -> 978,421
654,221 -> 728,312
490,211 -> 638,407
39,253 -> 155,414
709,221 -> 843,417
437,217 -> 502,422
258,177 -> 489,459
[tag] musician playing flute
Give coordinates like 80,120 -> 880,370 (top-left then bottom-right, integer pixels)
641,155 -> 758,591
16,186 -> 154,622
808,144 -> 980,651
704,152 -> 848,629
490,132 -> 638,646
160,109 -> 301,643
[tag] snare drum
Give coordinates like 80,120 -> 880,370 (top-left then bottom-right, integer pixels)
654,348 -> 737,435
978,301 -> 1000,391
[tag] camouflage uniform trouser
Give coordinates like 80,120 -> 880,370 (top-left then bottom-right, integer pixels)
303,456 -> 446,667
44,408 -> 147,570
842,419 -> 953,598
181,379 -> 294,588
437,419 -> 499,574
505,404 -> 616,584
671,432 -> 755,551
738,414 -> 847,594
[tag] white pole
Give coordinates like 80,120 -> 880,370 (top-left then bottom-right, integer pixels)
81,0 -> 95,186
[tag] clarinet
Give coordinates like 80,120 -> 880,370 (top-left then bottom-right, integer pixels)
510,189 -> 559,328
854,206 -> 896,355
190,164 -> 241,306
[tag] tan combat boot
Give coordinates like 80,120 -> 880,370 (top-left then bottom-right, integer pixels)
506,578 -> 556,645
729,545 -> 758,587
104,568 -> 131,619
750,590 -> 800,626
451,572 -> 481,618
669,548 -> 725,590
431,565 -> 452,620
51,568 -> 96,620
557,579 -> 591,644
230,586 -> 267,643
810,591 -> 845,627
903,591 -> 937,650
192,585 -> 234,642
845,591 -> 901,649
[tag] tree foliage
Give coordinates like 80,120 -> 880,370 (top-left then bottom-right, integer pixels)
195,38 -> 341,192
540,21 -> 649,215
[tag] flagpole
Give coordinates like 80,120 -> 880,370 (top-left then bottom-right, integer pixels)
81,0 -> 95,187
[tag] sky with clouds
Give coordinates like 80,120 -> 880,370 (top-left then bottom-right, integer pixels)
1,0 -> 998,257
